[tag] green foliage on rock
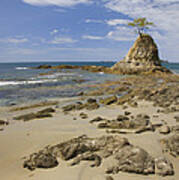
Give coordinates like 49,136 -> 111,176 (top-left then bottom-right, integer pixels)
128,18 -> 154,36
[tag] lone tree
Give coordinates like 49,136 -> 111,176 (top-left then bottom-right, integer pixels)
128,18 -> 154,37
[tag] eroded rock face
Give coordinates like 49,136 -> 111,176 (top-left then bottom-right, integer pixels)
23,135 -> 175,176
23,135 -> 129,170
106,146 -> 155,175
111,34 -> 171,74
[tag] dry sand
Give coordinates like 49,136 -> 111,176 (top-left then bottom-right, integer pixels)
0,99 -> 178,180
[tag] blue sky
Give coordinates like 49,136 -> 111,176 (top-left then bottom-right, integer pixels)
0,0 -> 179,62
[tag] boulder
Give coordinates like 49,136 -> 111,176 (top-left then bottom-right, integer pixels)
155,157 -> 174,176
159,126 -> 170,134
106,145 -> 155,175
24,152 -> 58,171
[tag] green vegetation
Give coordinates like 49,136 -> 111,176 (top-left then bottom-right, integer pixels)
128,18 -> 154,36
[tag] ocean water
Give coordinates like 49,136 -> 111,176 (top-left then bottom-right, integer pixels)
0,61 -> 178,106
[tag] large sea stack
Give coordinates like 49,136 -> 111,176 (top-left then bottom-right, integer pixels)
111,34 -> 171,74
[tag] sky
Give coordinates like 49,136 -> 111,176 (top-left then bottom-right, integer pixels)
0,0 -> 179,62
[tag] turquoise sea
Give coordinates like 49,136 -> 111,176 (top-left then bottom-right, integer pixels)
0,61 -> 178,106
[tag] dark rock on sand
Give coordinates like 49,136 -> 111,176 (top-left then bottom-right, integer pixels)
124,111 -> 131,116
100,96 -> 118,105
116,115 -> 129,121
161,134 -> 179,157
79,112 -> 88,119
85,102 -> 100,110
90,116 -> 105,124
0,120 -> 9,125
87,98 -> 97,104
14,108 -> 55,121
24,152 -> 58,171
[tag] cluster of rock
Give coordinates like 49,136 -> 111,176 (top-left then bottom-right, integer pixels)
23,135 -> 174,176
95,113 -> 155,134
14,107 -> 55,121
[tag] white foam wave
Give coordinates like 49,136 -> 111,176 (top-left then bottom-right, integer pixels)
99,72 -> 104,75
39,72 -> 76,79
16,67 -> 29,70
0,79 -> 58,86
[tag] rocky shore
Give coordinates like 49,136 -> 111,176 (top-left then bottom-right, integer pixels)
0,34 -> 178,180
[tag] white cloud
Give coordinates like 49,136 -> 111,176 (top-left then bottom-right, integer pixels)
82,35 -> 104,40
49,36 -> 77,44
107,26 -> 136,41
0,37 -> 28,44
22,0 -> 92,7
85,19 -> 103,23
50,29 -> 59,35
106,19 -> 130,26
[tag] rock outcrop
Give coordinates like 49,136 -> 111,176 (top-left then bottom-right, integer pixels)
111,34 -> 171,74
23,135 -> 174,176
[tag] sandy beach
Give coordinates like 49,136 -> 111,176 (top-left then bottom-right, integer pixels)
0,92 -> 178,180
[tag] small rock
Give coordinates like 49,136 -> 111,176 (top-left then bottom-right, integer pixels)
159,126 -> 170,134
122,105 -> 128,109
100,96 -> 118,105
24,152 -> 58,171
0,120 -> 9,125
124,111 -> 131,116
136,113 -> 150,119
85,102 -> 100,110
80,113 -> 88,119
116,115 -> 129,121
90,117 -> 104,124
155,157 -> 174,176
87,98 -> 97,104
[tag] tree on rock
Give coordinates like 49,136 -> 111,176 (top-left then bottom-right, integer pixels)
128,18 -> 154,37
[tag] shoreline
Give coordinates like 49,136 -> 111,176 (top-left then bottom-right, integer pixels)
0,73 -> 178,180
